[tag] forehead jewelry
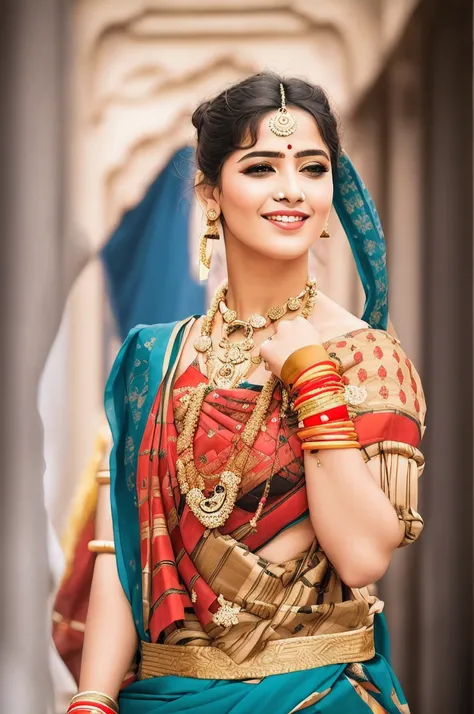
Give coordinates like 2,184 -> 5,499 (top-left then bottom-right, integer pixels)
269,83 -> 297,137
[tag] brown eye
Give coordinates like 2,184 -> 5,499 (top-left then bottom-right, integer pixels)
301,163 -> 329,176
243,164 -> 275,175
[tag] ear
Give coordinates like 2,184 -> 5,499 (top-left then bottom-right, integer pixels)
194,172 -> 221,218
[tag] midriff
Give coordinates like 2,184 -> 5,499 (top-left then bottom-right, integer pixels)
255,517 -> 316,563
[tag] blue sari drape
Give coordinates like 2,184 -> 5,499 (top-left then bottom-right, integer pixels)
101,147 -> 205,340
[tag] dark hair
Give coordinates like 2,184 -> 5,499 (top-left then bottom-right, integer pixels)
192,71 -> 341,186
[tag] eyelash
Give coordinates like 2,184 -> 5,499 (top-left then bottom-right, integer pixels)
242,163 -> 329,177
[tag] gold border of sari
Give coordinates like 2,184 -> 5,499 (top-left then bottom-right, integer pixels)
138,624 -> 375,680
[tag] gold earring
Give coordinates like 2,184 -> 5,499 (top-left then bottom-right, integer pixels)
199,208 -> 220,280
320,221 -> 330,238
204,208 -> 219,239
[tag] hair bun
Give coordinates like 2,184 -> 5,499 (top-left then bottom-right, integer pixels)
192,100 -> 211,132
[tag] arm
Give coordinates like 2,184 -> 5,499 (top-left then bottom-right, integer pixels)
261,317 -> 426,590
304,448 -> 402,588
78,483 -> 138,699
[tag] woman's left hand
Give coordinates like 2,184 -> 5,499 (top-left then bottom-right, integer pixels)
259,316 -> 323,379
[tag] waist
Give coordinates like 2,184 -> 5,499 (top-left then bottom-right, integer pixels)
138,625 -> 375,680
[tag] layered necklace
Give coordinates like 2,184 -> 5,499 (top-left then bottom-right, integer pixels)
175,278 -> 317,530
194,277 -> 317,390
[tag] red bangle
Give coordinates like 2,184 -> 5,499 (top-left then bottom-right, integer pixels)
294,385 -> 344,408
292,361 -> 338,386
68,703 -> 117,714
294,377 -> 342,399
300,405 -> 350,427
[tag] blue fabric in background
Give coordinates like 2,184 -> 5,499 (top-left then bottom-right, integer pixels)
101,146 -> 205,340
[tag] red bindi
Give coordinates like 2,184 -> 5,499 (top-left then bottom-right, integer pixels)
287,144 -> 292,150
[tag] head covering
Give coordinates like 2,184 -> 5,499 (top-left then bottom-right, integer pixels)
333,153 -> 388,330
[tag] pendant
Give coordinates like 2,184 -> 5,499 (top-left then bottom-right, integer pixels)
185,470 -> 241,528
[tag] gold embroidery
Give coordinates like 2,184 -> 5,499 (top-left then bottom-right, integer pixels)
139,625 -> 375,680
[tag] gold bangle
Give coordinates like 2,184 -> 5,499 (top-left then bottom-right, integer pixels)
297,395 -> 345,413
298,423 -> 356,439
281,345 -> 332,387
96,469 -> 111,485
70,691 -> 118,712
297,397 -> 346,419
302,441 -> 360,450
87,540 -> 115,554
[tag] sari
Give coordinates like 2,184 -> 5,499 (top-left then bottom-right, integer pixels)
105,317 -> 426,714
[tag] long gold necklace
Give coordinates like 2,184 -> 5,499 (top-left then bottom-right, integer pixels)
194,278 -> 317,389
176,375 -> 277,528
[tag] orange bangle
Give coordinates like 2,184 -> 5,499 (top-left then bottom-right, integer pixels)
302,441 -> 361,451
281,345 -> 331,388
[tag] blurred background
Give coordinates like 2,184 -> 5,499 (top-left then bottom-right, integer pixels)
0,0 -> 472,713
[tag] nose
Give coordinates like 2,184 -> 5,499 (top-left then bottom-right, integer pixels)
278,172 -> 305,204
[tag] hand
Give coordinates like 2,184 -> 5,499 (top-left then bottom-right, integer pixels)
259,316 -> 323,379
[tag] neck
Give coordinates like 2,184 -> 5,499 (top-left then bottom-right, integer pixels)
223,239 -> 310,319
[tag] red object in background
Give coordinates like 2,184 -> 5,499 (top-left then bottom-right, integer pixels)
52,518 -> 95,684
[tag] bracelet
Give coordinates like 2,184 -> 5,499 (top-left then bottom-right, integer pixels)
303,441 -> 361,451
292,366 -> 338,390
297,396 -> 346,421
95,469 -> 111,485
281,345 -> 331,388
300,405 -> 350,427
87,540 -> 115,554
68,690 -> 118,714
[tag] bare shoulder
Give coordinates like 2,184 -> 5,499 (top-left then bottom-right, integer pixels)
311,290 -> 369,342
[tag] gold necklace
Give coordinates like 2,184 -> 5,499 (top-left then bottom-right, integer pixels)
194,278 -> 317,389
176,375 -> 278,528
219,279 -> 316,332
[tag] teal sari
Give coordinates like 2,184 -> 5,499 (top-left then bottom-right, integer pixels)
118,614 -> 409,713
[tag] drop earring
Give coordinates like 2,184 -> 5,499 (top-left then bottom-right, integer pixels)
320,220 -> 330,238
199,208 -> 220,281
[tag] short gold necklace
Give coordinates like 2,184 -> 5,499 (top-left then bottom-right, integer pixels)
219,279 -> 316,332
176,375 -> 278,529
194,278 -> 317,389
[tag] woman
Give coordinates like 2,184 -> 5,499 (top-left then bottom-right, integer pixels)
71,73 -> 426,714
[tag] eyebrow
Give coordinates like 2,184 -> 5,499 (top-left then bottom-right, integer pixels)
237,149 -> 330,162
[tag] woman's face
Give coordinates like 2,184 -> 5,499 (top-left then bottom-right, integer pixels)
210,107 -> 334,261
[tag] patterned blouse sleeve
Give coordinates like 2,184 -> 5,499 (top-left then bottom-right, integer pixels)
328,329 -> 427,548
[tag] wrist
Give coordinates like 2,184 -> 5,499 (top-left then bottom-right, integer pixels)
68,691 -> 118,714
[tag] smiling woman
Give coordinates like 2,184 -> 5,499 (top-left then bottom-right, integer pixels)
73,72 -> 426,714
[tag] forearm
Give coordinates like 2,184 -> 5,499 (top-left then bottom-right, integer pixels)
304,448 -> 402,588
79,553 -> 138,698
79,483 -> 138,699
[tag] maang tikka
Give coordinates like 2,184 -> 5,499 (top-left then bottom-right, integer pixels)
269,83 -> 297,137
199,207 -> 220,281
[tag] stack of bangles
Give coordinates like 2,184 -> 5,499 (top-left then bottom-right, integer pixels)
281,344 -> 361,452
67,690 -> 118,714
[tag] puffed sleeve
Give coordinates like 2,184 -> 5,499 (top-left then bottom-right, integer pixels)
327,329 -> 426,547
